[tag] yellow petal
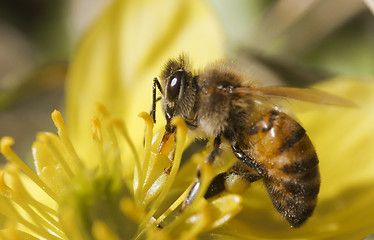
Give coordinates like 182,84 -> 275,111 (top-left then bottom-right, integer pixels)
66,0 -> 225,163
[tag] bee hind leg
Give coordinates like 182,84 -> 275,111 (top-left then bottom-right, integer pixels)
205,161 -> 262,199
183,136 -> 263,209
231,143 -> 266,177
204,172 -> 228,198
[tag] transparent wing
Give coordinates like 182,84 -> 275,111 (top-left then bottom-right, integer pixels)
232,86 -> 357,107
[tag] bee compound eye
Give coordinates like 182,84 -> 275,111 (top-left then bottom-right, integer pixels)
166,71 -> 184,101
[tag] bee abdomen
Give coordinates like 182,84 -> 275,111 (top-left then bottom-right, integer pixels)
247,110 -> 321,227
267,139 -> 320,227
266,164 -> 320,228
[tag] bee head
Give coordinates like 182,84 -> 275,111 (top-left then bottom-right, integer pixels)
160,55 -> 197,131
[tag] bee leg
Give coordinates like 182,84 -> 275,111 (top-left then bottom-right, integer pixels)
183,170 -> 227,208
207,135 -> 222,163
151,77 -> 163,123
204,172 -> 228,198
205,161 -> 262,199
204,172 -> 261,198
227,161 -> 262,183
182,135 -> 222,208
183,176 -> 201,207
231,143 -> 266,176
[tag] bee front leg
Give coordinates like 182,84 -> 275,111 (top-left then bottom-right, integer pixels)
150,77 -> 163,123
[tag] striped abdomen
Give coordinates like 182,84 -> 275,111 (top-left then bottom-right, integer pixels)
243,110 -> 320,228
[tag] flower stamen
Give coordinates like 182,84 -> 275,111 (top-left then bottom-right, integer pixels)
102,119 -> 122,171
153,181 -> 195,227
135,112 -> 154,204
35,132 -> 75,180
5,165 -> 64,238
91,117 -> 107,173
51,110 -> 84,170
0,137 -> 59,202
139,117 -> 187,231
110,117 -> 141,199
0,166 -> 63,239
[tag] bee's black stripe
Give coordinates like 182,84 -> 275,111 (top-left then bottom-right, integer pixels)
278,126 -> 306,153
282,177 -> 320,198
281,152 -> 319,174
299,165 -> 320,182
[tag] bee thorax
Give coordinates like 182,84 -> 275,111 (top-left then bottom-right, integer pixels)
198,116 -> 227,137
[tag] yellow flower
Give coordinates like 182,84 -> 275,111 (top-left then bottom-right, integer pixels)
1,0 -> 374,239
0,107 -> 241,239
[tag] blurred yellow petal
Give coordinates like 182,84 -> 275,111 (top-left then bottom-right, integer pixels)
201,78 -> 374,239
66,0 -> 225,164
207,194 -> 243,230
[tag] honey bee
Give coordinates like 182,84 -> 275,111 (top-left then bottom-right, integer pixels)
151,55 -> 354,228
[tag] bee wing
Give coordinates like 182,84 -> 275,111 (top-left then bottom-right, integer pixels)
232,86 -> 357,107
